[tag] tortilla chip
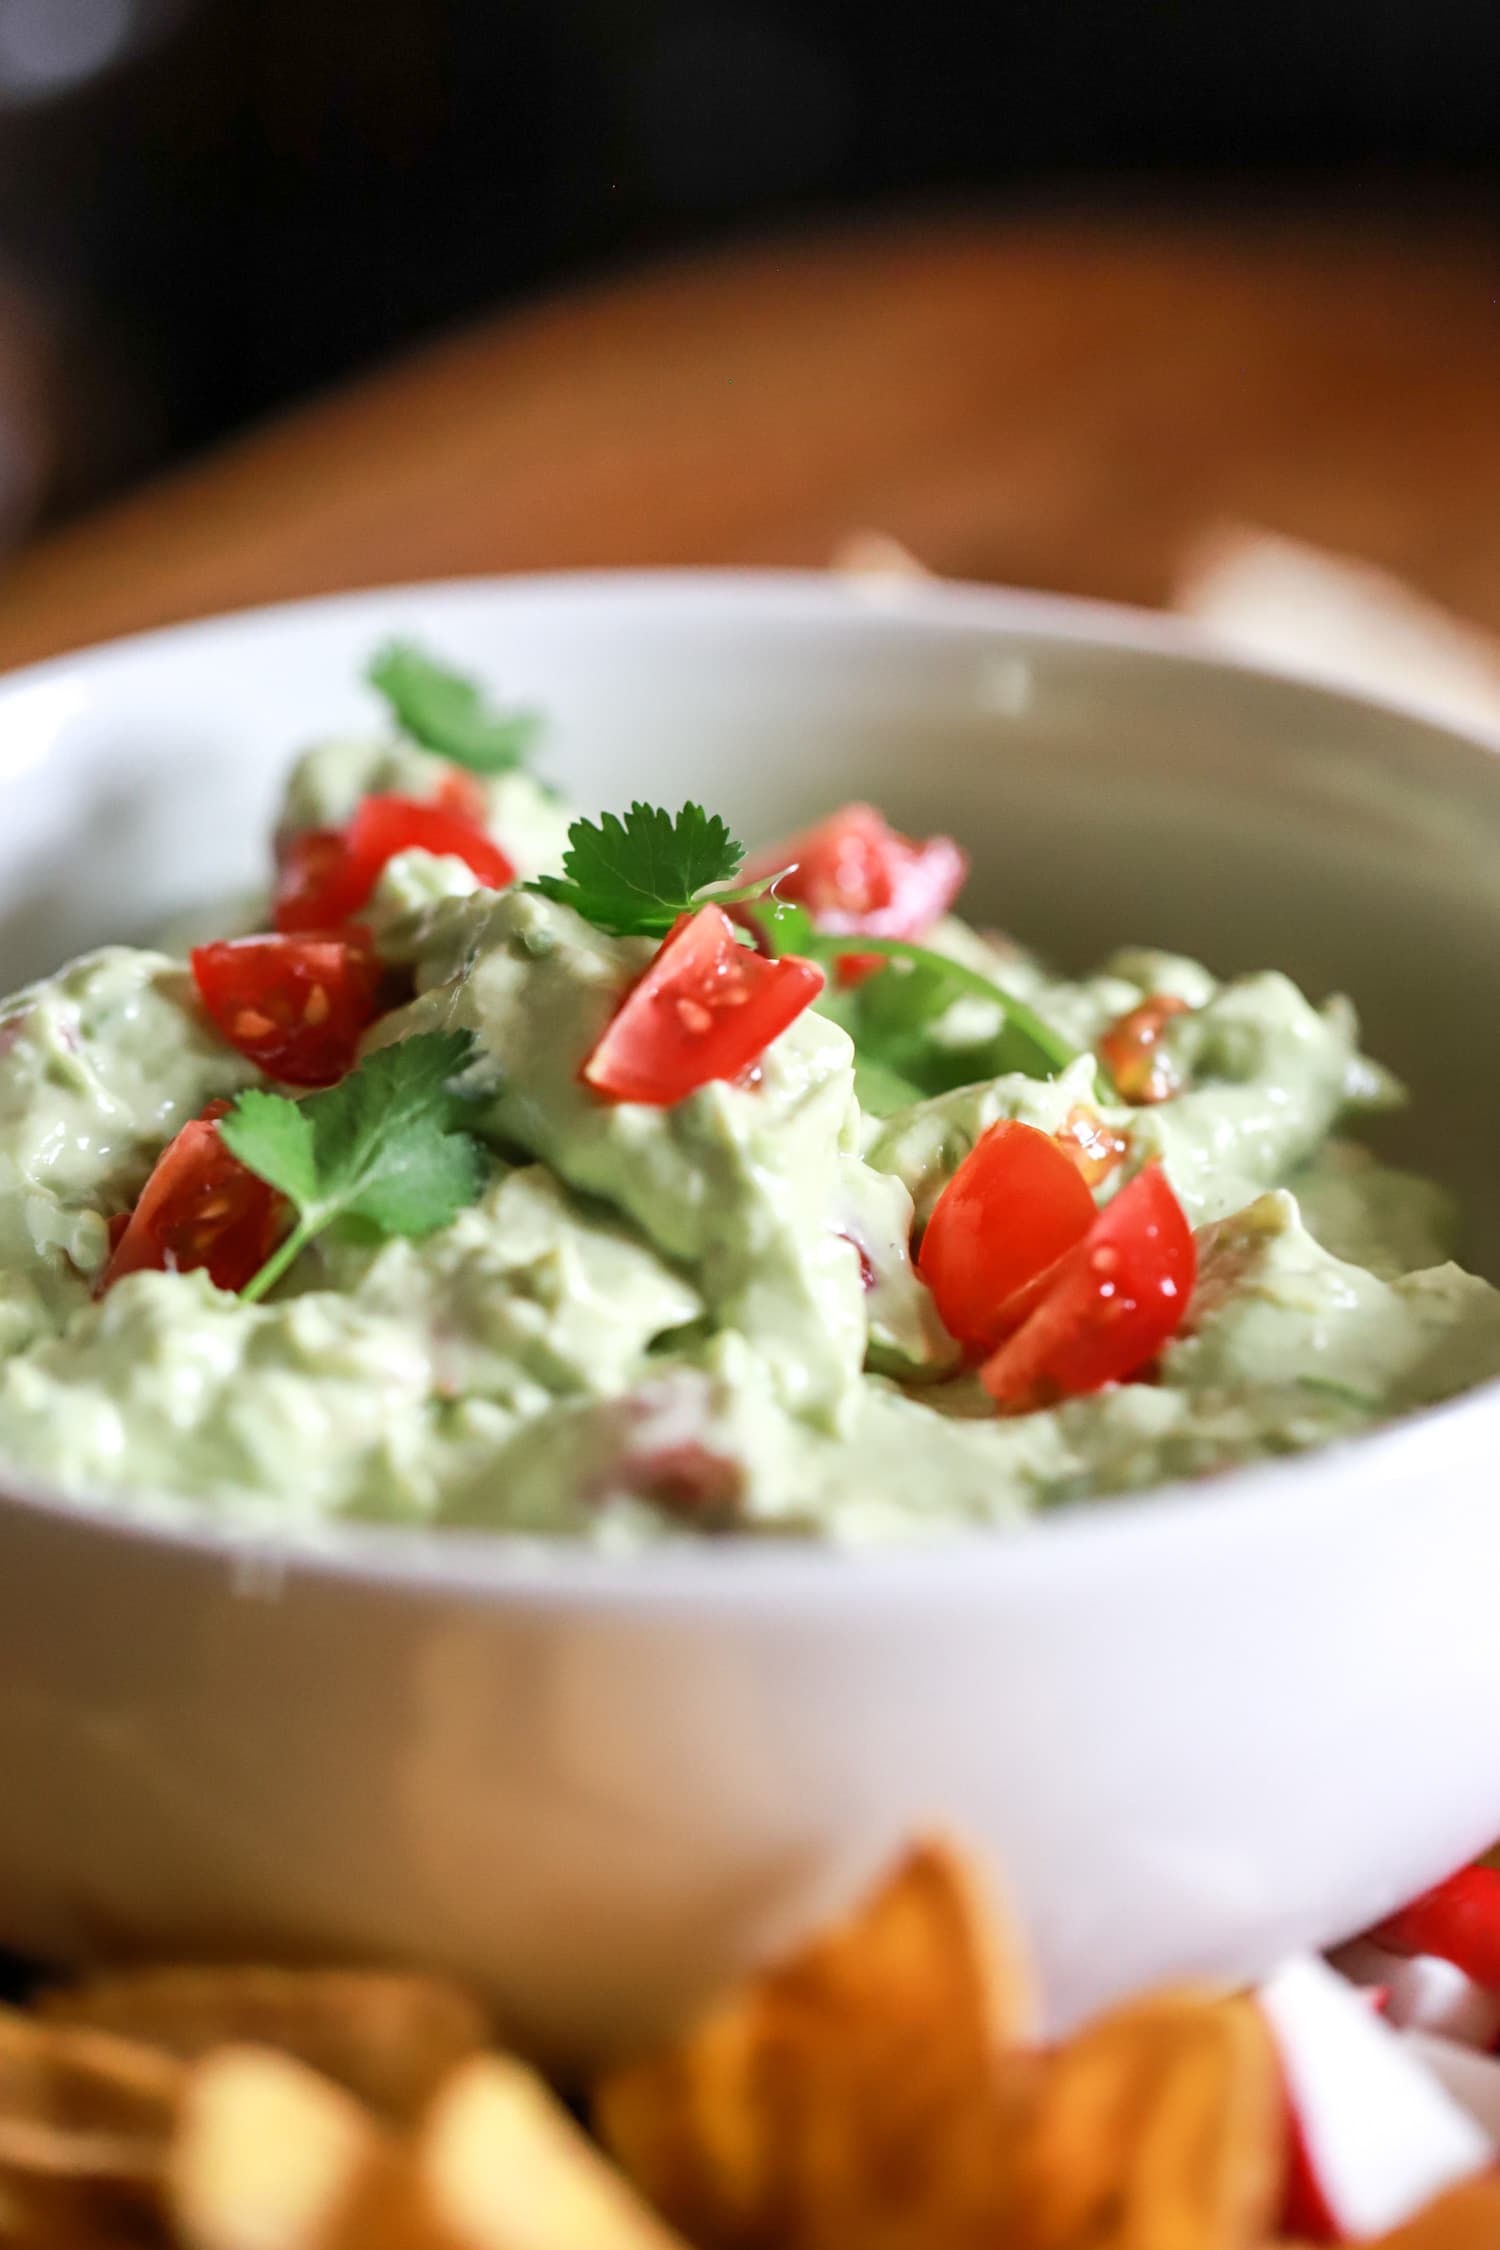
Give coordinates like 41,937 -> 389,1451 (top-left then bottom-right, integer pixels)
1011,1985 -> 1285,2250
829,532 -> 931,581
0,2171 -> 170,2247
414,2053 -> 691,2249
167,2044 -> 419,2250
0,2010 -> 182,2245
0,2008 -> 182,2144
1171,524 -> 1500,739
596,1836 -> 1033,2250
42,1969 -> 488,2123
1366,2177 -> 1500,2246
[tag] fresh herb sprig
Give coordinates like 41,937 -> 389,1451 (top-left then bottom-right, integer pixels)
221,1030 -> 488,1302
749,896 -> 1081,1084
532,797 -> 1082,1092
531,802 -> 782,937
368,642 -> 541,776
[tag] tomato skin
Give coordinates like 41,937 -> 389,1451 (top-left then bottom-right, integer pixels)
750,803 -> 967,940
274,794 -> 514,932
1373,1867 -> 1500,1990
274,828 -> 362,932
432,768 -> 488,825
980,1164 -> 1196,1412
99,1102 -> 285,1296
918,1121 -> 1096,1354
1101,993 -> 1191,1105
191,932 -> 382,1087
583,905 -> 824,1106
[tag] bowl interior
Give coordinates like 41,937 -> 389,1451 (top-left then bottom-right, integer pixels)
1,570 -> 1496,1270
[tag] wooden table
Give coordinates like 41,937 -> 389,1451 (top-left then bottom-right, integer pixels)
3,210 -> 1500,670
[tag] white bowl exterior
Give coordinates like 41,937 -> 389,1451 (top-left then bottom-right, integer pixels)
0,572 -> 1496,2061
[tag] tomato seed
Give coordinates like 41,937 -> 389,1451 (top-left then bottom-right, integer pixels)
303,983 -> 330,1026
675,998 -> 715,1036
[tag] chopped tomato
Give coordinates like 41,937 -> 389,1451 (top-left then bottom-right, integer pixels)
1101,993 -> 1191,1105
99,1101 -> 285,1296
1373,1867 -> 1500,1990
1055,1104 -> 1130,1188
432,768 -> 488,825
274,828 -> 361,931
981,1164 -> 1196,1412
191,932 -> 382,1087
274,794 -> 514,932
583,904 -> 824,1106
748,802 -> 967,981
918,1121 -> 1096,1354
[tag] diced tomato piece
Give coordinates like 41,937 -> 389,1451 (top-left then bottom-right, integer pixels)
981,1164 -> 1196,1412
1055,1104 -> 1131,1188
1373,1868 -> 1500,1991
749,803 -> 967,950
918,1121 -> 1096,1354
99,1102 -> 285,1296
583,904 -> 823,1107
274,828 -> 363,931
1101,993 -> 1191,1104
432,768 -> 488,825
191,931 -> 382,1087
274,794 -> 514,932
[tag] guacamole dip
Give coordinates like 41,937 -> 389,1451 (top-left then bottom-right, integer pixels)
0,643 -> 1494,1545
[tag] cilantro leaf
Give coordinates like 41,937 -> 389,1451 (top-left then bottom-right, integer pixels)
532,801 -> 773,936
221,1030 -> 488,1301
368,641 -> 540,775
220,1090 -> 319,1208
747,896 -> 1081,1091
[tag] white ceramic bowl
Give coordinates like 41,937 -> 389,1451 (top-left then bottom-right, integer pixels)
0,571 -> 1497,2066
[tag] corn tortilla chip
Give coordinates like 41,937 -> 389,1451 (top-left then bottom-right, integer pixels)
414,2053 -> 691,2249
1364,2177 -> 1500,2246
42,1969 -> 487,2124
0,2010 -> 182,2246
596,1836 -> 1032,2250
167,2044 -> 418,2250
0,2008 -> 182,2145
0,2171 -> 170,2247
1011,1985 -> 1285,2250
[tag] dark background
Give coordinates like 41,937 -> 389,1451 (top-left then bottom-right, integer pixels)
2,0 -> 1499,540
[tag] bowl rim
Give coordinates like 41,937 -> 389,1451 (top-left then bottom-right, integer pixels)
7,563 -> 1500,759
2,562 -> 1497,1605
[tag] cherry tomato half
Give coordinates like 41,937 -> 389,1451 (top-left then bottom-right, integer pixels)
980,1164 -> 1196,1413
192,931 -> 382,1087
274,794 -> 514,932
918,1120 -> 1097,1354
583,904 -> 824,1106
100,1101 -> 285,1296
750,803 -> 967,936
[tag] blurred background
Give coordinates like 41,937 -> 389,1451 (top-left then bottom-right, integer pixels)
1,0 -> 1499,649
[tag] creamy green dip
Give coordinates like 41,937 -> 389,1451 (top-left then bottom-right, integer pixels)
0,719 -> 1494,1545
